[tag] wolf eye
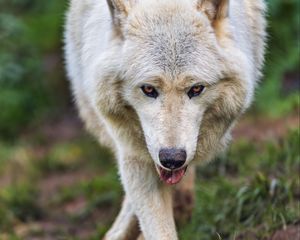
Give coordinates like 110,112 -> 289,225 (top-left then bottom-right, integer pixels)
141,84 -> 158,98
187,85 -> 205,99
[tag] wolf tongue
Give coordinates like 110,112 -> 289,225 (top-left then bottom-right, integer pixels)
164,169 -> 185,185
158,167 -> 186,185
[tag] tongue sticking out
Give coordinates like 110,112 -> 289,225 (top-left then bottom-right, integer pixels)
158,166 -> 187,185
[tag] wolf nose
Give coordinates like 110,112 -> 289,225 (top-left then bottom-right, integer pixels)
159,148 -> 186,170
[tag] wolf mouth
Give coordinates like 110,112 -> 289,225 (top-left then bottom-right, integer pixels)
156,165 -> 187,185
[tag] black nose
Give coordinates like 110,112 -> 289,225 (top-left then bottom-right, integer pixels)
159,148 -> 187,170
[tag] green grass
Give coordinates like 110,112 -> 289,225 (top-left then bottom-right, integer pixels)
179,129 -> 300,239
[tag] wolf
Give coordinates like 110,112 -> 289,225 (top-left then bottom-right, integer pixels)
64,0 -> 266,239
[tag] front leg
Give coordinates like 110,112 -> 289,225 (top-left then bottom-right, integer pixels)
173,165 -> 195,225
104,196 -> 140,240
120,155 -> 178,240
135,166 -> 196,240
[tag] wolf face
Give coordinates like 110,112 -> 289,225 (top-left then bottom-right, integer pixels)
118,0 -> 235,183
107,0 -> 248,184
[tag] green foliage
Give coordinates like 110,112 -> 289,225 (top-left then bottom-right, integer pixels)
0,14 -> 41,137
0,183 -> 42,231
256,0 -> 300,115
0,1 -> 66,139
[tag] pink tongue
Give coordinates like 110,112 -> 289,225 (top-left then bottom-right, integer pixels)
160,168 -> 185,185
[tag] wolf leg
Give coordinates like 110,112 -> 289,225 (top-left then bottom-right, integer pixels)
104,196 -> 140,240
120,156 -> 178,240
173,165 -> 195,225
135,166 -> 195,240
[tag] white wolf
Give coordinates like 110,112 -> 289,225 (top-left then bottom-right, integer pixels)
64,0 -> 266,239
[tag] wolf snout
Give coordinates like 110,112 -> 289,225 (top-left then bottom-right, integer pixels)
159,148 -> 187,170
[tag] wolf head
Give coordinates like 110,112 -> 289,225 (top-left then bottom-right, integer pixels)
106,0 -> 249,184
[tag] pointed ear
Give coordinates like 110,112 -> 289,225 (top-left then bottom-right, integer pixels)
197,0 -> 229,22
106,0 -> 133,35
107,0 -> 130,17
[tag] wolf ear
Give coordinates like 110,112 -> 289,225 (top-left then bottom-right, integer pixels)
197,0 -> 229,22
107,0 -> 133,31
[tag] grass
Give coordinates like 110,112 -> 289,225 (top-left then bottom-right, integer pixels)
0,118 -> 299,239
180,129 -> 299,239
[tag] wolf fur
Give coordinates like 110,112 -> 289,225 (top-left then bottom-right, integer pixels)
64,0 -> 266,239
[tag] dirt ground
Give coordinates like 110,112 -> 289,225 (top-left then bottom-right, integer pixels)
270,224 -> 300,240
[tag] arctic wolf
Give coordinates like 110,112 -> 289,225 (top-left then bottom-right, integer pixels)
64,0 -> 266,239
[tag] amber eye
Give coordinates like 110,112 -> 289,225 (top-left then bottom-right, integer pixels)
187,85 -> 205,99
141,84 -> 159,98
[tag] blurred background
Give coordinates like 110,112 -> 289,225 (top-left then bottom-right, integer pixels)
0,0 -> 299,239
